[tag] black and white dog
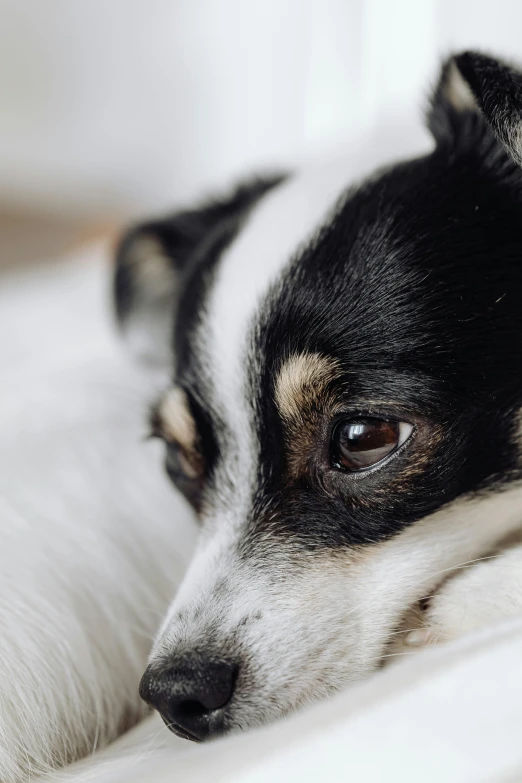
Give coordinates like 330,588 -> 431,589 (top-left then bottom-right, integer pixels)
115,52 -> 522,743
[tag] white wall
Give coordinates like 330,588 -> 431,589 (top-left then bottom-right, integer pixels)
0,0 -> 521,217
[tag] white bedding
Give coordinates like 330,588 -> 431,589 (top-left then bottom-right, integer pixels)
63,616 -> 522,783
2,249 -> 521,783
0,247 -> 196,781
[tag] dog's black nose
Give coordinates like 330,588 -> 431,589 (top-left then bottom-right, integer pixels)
139,659 -> 237,741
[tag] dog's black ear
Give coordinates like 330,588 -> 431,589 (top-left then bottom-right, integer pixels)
428,51 -> 522,167
114,175 -> 285,366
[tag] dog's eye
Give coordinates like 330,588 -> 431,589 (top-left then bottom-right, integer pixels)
332,418 -> 413,472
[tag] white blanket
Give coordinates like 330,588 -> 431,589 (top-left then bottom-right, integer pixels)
63,617 -> 522,783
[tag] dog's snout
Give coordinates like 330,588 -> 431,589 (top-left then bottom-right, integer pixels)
139,658 -> 237,741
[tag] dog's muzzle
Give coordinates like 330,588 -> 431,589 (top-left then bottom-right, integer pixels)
139,656 -> 238,741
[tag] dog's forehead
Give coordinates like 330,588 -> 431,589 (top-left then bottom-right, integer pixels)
185,148 -> 520,406
202,161 -> 359,400
189,159 -> 365,442
180,160 -> 372,521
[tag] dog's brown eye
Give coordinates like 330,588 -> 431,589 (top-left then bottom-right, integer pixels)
332,418 -> 412,471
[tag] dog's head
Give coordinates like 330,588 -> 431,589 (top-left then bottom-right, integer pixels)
115,52 -> 522,741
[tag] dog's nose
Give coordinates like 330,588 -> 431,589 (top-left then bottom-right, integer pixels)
139,659 -> 237,741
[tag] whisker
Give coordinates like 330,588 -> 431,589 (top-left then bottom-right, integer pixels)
417,554 -> 503,588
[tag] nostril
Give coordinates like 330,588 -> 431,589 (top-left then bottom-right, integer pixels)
178,699 -> 209,718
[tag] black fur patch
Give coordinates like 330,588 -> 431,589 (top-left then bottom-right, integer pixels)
245,138 -> 522,549
238,55 -> 522,551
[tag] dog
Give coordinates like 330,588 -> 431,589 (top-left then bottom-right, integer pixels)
111,50 -> 522,744
8,50 -> 522,783
3,49 -> 522,783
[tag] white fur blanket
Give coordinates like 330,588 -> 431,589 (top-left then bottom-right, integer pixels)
0,246 -> 196,782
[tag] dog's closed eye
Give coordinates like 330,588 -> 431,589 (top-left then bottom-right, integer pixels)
164,442 -> 205,509
331,418 -> 413,472
149,387 -> 207,510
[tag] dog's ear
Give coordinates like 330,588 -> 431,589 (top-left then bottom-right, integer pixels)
428,51 -> 522,167
114,176 -> 285,367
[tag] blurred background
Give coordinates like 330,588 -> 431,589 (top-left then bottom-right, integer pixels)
1,0 -> 521,267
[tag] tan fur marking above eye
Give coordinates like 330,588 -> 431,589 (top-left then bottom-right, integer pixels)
275,353 -> 340,425
274,353 -> 341,476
